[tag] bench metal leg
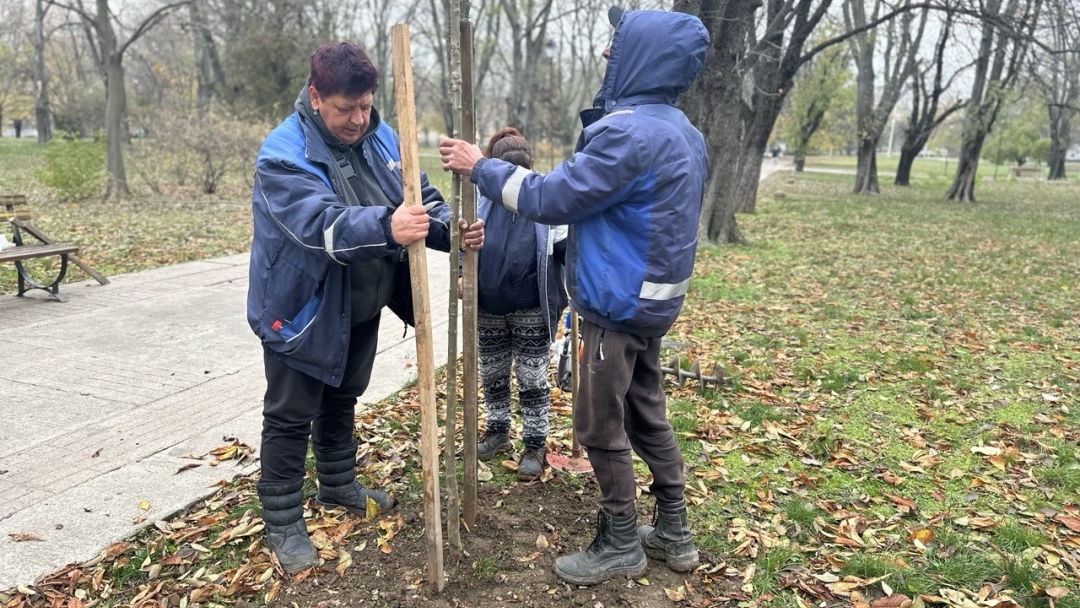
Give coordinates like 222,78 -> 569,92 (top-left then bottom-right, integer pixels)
14,254 -> 70,302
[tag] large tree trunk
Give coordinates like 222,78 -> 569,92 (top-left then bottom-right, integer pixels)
1047,105 -> 1070,180
734,147 -> 765,213
946,132 -> 987,201
894,147 -> 917,186
853,137 -> 880,193
674,0 -> 758,245
34,0 -> 52,144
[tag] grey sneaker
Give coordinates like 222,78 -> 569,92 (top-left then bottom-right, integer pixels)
477,431 -> 513,461
517,445 -> 547,481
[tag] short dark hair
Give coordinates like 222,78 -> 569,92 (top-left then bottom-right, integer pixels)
308,42 -> 379,98
484,127 -> 533,169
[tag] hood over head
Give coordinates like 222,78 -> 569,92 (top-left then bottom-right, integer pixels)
598,10 -> 709,111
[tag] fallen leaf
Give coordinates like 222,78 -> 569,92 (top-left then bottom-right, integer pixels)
175,463 -> 201,474
1054,515 -> 1080,532
872,594 -> 912,608
138,500 -> 151,511
335,548 -> 352,576
908,529 -> 935,544
970,445 -> 1001,456
664,587 -> 686,601
1045,587 -> 1069,598
8,533 -> 44,542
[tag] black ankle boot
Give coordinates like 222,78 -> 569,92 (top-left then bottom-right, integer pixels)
257,479 -> 318,574
637,498 -> 698,572
314,442 -> 396,515
554,510 -> 647,586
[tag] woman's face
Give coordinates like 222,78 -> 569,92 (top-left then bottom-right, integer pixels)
309,86 -> 374,145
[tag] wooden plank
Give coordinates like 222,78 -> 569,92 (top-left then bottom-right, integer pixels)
0,194 -> 28,208
459,17 -> 479,529
391,22 -> 444,592
0,243 -> 79,263
0,212 -> 33,222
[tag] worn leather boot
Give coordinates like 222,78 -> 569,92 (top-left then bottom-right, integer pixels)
637,498 -> 699,572
554,510 -> 647,586
257,479 -> 318,574
477,430 -> 513,461
314,442 -> 396,516
517,445 -> 547,482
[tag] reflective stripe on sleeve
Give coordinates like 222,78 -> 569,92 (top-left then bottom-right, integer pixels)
639,278 -> 690,301
500,166 -> 532,213
323,217 -> 342,263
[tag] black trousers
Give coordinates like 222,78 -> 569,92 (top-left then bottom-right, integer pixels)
260,315 -> 381,483
575,319 -> 686,517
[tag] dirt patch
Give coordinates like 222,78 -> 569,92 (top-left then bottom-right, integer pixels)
271,476 -> 708,608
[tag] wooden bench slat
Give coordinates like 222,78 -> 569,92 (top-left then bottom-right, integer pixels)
1,212 -> 34,222
0,243 -> 80,263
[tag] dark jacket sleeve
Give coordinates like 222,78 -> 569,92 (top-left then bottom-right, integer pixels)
255,157 -> 399,264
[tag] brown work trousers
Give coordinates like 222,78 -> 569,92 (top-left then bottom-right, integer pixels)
576,319 -> 686,517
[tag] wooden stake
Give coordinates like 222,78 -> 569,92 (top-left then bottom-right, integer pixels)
459,17 -> 479,529
391,23 -> 444,591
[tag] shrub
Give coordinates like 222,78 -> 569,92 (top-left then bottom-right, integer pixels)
130,108 -> 268,195
37,134 -> 106,200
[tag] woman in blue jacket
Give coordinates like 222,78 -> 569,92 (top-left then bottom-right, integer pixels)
248,42 -> 484,574
474,128 -> 567,482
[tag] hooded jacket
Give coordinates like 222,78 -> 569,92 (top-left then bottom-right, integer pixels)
477,194 -> 568,341
248,96 -> 450,387
469,9 -> 710,337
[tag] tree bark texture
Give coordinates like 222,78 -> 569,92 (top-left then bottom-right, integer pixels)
673,0 -> 758,244
34,0 -> 52,144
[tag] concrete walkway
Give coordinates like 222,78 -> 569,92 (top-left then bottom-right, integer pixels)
0,160 -> 791,591
0,252 -> 453,590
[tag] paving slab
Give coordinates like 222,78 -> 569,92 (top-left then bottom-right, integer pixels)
0,250 -> 455,591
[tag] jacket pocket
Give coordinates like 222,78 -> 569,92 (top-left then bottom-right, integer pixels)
260,256 -> 325,352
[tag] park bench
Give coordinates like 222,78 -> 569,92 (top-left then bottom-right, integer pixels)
0,194 -> 108,302
1009,165 -> 1039,178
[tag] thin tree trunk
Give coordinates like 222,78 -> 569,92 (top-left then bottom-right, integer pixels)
103,53 -> 130,198
443,0 -> 462,554
34,0 -> 52,144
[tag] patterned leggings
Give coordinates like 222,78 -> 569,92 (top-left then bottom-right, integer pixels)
478,307 -> 551,448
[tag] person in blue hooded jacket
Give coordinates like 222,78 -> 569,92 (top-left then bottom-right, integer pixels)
471,127 -> 568,482
248,42 -> 484,574
440,7 -> 709,586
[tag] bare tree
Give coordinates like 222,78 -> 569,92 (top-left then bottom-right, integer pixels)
499,0 -> 554,137
894,10 -> 966,185
1026,0 -> 1079,180
188,0 -> 224,111
59,0 -> 193,198
33,0 -> 56,143
945,0 -> 1042,202
845,0 -> 928,194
